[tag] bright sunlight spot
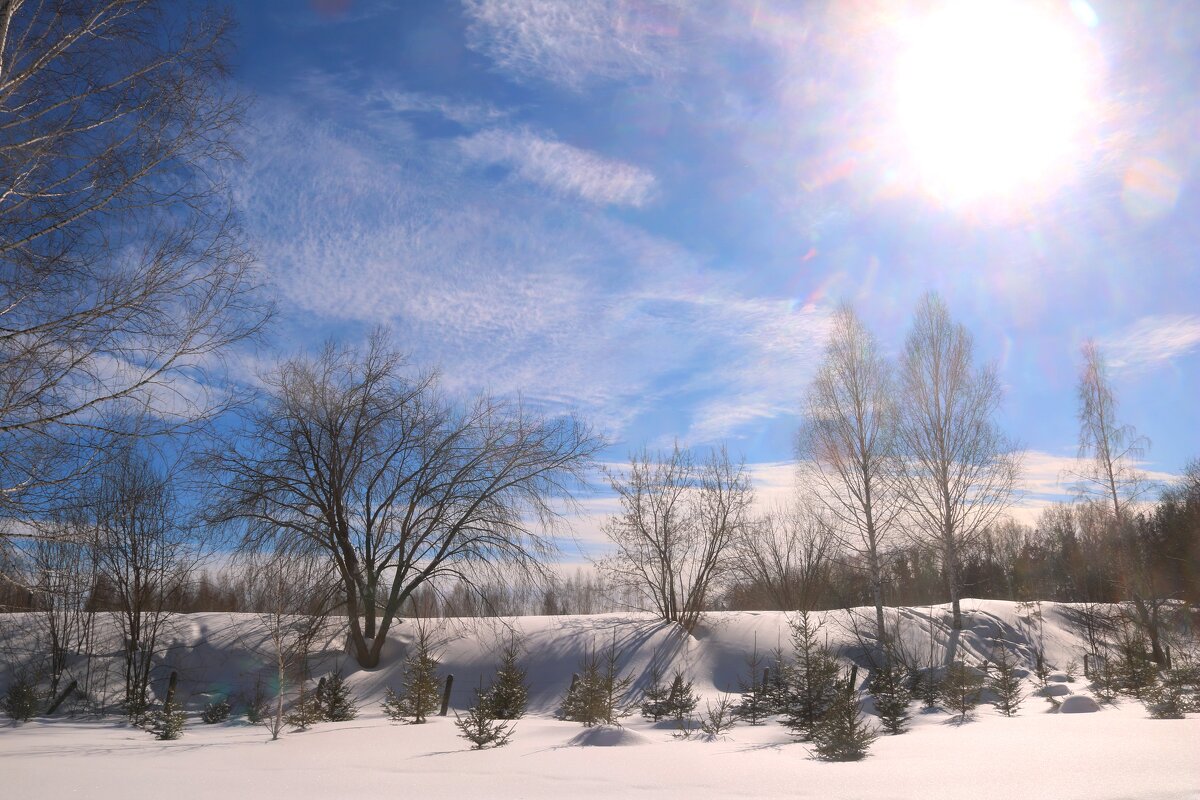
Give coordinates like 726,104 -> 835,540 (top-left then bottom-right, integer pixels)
895,0 -> 1100,209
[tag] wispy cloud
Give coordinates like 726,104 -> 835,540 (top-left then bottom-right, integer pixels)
462,0 -> 688,90
1102,314 -> 1200,372
373,89 -> 510,127
459,128 -> 656,207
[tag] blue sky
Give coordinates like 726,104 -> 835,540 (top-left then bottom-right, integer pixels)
222,0 -> 1199,546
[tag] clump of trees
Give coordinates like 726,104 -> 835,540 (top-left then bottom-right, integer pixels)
561,637 -> 633,726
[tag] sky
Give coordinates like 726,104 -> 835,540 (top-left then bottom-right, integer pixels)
221,0 -> 1200,552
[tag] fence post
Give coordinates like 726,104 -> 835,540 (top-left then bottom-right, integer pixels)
439,674 -> 454,716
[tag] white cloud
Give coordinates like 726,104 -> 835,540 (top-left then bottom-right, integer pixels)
372,89 -> 509,127
462,0 -> 688,90
1102,314 -> 1200,372
459,128 -> 656,207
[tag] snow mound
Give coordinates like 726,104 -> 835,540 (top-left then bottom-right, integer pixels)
567,725 -> 651,747
1046,671 -> 1072,683
1039,683 -> 1071,697
1059,695 -> 1101,713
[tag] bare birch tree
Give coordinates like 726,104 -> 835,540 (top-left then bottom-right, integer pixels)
0,1 -> 268,532
601,444 -> 753,631
895,294 -> 1021,631
209,332 -> 601,668
1072,340 -> 1169,662
798,305 -> 900,639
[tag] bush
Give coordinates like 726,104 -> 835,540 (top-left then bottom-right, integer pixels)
3,675 -> 41,722
201,698 -> 231,724
699,692 -> 738,737
244,678 -> 268,724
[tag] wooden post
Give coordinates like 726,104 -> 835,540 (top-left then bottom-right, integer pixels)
164,671 -> 178,708
439,674 -> 454,716
1084,653 -> 1090,679
45,680 -> 78,716
847,665 -> 858,699
762,667 -> 770,689
569,672 -> 580,695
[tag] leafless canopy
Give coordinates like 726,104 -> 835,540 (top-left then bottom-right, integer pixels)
600,443 -> 753,632
798,305 -> 900,638
1072,339 -> 1150,518
894,294 -> 1021,630
0,0 -> 268,527
208,332 -> 602,668
731,501 -> 834,612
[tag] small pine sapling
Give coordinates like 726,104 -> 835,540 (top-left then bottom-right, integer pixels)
734,643 -> 771,725
2,674 -> 40,722
245,678 -> 268,724
640,664 -> 673,721
766,643 -> 793,713
940,660 -> 983,721
384,623 -> 442,723
201,698 -> 231,724
456,683 -> 514,749
666,670 -> 699,724
152,698 -> 186,740
1115,629 -> 1157,697
561,636 -> 633,726
484,634 -> 529,720
988,641 -> 1024,717
322,669 -> 358,721
915,666 -> 941,710
284,681 -> 324,730
869,662 -> 912,734
699,691 -> 738,737
781,611 -> 841,741
1143,666 -> 1192,719
811,675 -> 877,762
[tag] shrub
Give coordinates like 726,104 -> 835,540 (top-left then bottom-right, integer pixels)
322,669 -> 358,722
811,677 -> 876,762
483,634 -> 528,720
3,675 -> 41,722
939,661 -> 983,720
456,686 -> 514,749
561,636 -> 632,726
201,698 -> 231,724
151,698 -> 186,740
988,642 -> 1024,717
384,625 -> 442,723
699,692 -> 738,737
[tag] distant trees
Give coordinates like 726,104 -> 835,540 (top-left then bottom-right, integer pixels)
600,444 -> 753,632
894,294 -> 1022,630
799,305 -> 900,639
0,0 -> 267,533
209,332 -> 601,667
730,502 -> 834,612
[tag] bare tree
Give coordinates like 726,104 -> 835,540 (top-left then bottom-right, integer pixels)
731,501 -> 835,611
600,444 -> 753,631
90,446 -> 192,719
209,332 -> 601,668
895,294 -> 1021,631
249,551 -> 338,740
798,305 -> 900,639
0,0 -> 268,532
1071,340 -> 1150,517
25,520 -> 96,696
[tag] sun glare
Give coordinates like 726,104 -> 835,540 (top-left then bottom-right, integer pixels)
895,0 -> 1099,210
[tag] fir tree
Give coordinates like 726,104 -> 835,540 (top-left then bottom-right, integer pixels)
456,684 -> 514,749
284,682 -> 324,730
385,625 -> 442,723
766,643 -> 793,713
988,641 -> 1024,717
151,698 -> 186,740
869,662 -> 912,734
322,669 -> 359,722
561,636 -> 633,726
666,671 -> 699,723
699,692 -> 738,737
781,611 -> 841,741
639,664 -> 673,721
2,674 -> 40,722
940,660 -> 983,720
484,634 -> 529,720
811,675 -> 877,762
914,666 -> 941,710
734,642 -> 771,725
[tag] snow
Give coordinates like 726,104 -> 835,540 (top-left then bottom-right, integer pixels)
1,600 -> 1197,799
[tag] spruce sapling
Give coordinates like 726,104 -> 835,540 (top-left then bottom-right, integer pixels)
484,633 -> 528,720
781,610 -> 840,741
151,698 -> 186,740
201,698 -> 231,724
384,624 -> 441,723
734,642 -> 771,725
2,674 -> 40,722
322,668 -> 358,721
699,691 -> 738,737
940,660 -> 983,721
988,640 -> 1024,717
811,674 -> 876,761
456,682 -> 514,749
869,662 -> 912,734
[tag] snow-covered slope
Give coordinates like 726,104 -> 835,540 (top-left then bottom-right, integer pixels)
1,601 -> 1197,800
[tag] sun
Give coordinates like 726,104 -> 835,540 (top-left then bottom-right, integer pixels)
894,0 -> 1099,209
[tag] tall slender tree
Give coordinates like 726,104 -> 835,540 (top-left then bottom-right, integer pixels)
895,294 -> 1021,630
799,305 -> 900,640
